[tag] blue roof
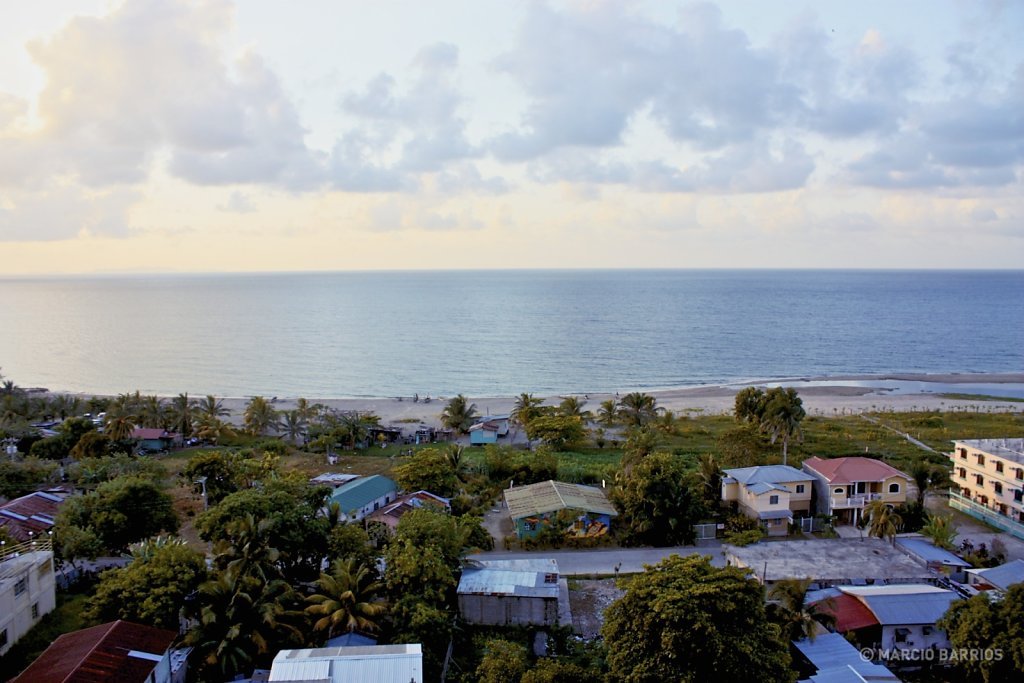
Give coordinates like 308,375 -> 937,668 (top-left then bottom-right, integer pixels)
330,475 -> 397,513
723,465 -> 811,485
794,633 -> 900,683
747,481 -> 791,495
326,632 -> 378,648
971,559 -> 1024,591
839,585 -> 959,625
896,537 -> 971,568
758,509 -> 794,520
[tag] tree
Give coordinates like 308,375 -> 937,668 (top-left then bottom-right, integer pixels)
620,427 -> 662,475
194,413 -> 236,444
86,536 -> 207,630
920,513 -> 957,550
69,430 -> 111,460
137,395 -> 166,428
306,557 -> 388,639
525,414 -> 586,451
56,476 -> 178,553
612,452 -> 704,546
602,554 -> 793,683
759,387 -> 805,465
103,411 -> 136,442
0,458 -> 58,499
476,639 -> 528,683
393,448 -> 459,497
767,578 -> 836,642
244,396 -> 278,436
199,394 -> 230,421
860,500 -> 902,545
911,462 -> 938,505
440,394 -> 479,433
597,399 -> 619,427
279,410 -> 308,446
183,450 -> 248,506
938,584 -> 1024,682
168,393 -> 195,438
734,387 -> 767,424
558,396 -> 589,419
696,453 -> 722,509
618,392 -> 657,427
512,393 -> 545,435
521,659 -> 593,683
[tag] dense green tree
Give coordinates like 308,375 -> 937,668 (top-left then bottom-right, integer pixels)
696,453 -> 723,509
525,414 -> 586,451
620,427 -> 662,473
440,394 -> 479,433
29,435 -> 67,460
244,396 -> 279,436
938,584 -> 1024,682
69,430 -> 111,460
56,476 -> 178,553
597,399 -> 619,427
306,557 -> 388,638
391,508 -> 477,571
86,536 -> 207,630
326,523 -> 378,574
476,639 -> 529,683
385,540 -> 456,606
612,452 -> 703,546
0,458 -> 58,499
388,596 -> 454,682
734,386 -> 767,424
522,659 -> 593,683
182,450 -> 250,506
716,424 -> 771,468
69,453 -> 166,486
393,448 -> 460,497
617,392 -> 658,427
602,554 -> 793,683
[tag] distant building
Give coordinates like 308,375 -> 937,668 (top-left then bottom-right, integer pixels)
366,490 -> 451,530
269,644 -> 423,683
11,620 -> 180,683
721,465 -> 815,536
0,538 -> 56,658
310,472 -> 362,489
458,558 -> 561,627
504,480 -> 616,540
724,538 -> 936,587
131,428 -> 180,452
802,456 -> 912,525
0,488 -> 69,542
328,475 -> 398,522
469,422 -> 499,445
895,537 -> 970,577
965,558 -> 1024,593
949,438 -> 1024,540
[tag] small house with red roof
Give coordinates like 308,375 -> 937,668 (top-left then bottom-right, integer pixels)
131,428 -> 180,453
802,456 -> 912,525
0,488 -> 69,542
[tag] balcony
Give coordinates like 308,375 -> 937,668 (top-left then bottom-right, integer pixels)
948,490 -> 1024,541
830,493 -> 882,509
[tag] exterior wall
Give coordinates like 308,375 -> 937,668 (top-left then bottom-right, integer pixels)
721,480 -> 740,503
470,430 -> 498,445
879,475 -> 909,505
0,549 -> 56,657
786,480 -> 814,515
342,492 -> 396,522
458,593 -> 558,626
514,511 -> 612,539
950,441 -> 1024,528
880,624 -> 951,651
807,471 -> 835,516
761,516 -> 790,536
739,489 -> 791,516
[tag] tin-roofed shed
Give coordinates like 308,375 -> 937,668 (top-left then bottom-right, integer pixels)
328,475 -> 397,522
458,559 -> 561,626
504,480 -> 616,539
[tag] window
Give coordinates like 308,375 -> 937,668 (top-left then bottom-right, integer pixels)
959,448 -> 967,459
977,454 -> 985,466
769,495 -> 779,505
1016,469 -> 1023,481
976,474 -> 985,486
14,578 -> 27,597
996,461 -> 1004,473
888,483 -> 901,494
994,482 -> 1003,494
31,603 -> 39,619
962,488 -> 971,497
958,468 -> 967,479
1014,490 -> 1022,503
923,626 -> 933,636
834,487 -> 844,495
894,628 -> 910,644
796,484 -> 805,493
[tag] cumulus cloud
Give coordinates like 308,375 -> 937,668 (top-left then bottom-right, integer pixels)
0,187 -> 139,241
219,191 -> 256,213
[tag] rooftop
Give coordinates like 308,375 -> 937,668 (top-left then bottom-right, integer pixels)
131,427 -> 178,440
811,592 -> 879,632
722,465 -> 812,486
725,538 -> 935,584
838,584 -> 959,625
504,480 -> 617,519
793,633 -> 900,683
956,438 -> 1024,465
747,481 -> 791,495
0,489 -> 68,541
11,620 -> 176,683
458,558 -> 560,599
802,456 -> 911,484
896,537 -> 971,568
966,558 -> 1024,591
270,644 -> 422,683
329,475 -> 397,514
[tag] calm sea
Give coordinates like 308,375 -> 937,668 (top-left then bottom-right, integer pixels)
1,270 -> 1021,398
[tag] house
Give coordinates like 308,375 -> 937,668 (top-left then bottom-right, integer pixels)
793,632 -> 900,682
469,421 -> 500,445
724,538 -> 936,587
504,480 -> 617,540
811,584 -> 959,652
948,438 -> 1024,540
11,620 -> 180,683
0,488 -> 69,542
965,558 -> 1024,592
721,465 -> 815,536
895,537 -> 970,577
802,456 -> 912,525
1,537 -> 56,658
328,475 -> 398,522
458,559 -> 561,627
366,490 -> 451,530
268,644 -> 423,683
131,427 -> 180,452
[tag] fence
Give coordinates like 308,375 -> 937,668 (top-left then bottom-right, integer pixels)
948,490 -> 1024,541
692,523 -> 720,540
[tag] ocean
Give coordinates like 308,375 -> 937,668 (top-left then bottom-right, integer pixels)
1,270 -> 1021,398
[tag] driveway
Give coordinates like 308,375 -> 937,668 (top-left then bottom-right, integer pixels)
469,541 -> 724,575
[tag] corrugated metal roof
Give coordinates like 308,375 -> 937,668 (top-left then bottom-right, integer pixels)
458,559 -> 560,599
758,509 -> 794,520
723,465 -> 812,485
794,633 -> 900,683
329,475 -> 397,514
896,537 -> 971,567
504,480 -> 616,519
748,481 -> 791,495
968,559 -> 1024,591
812,593 -> 879,632
839,584 -> 959,625
270,645 -> 423,683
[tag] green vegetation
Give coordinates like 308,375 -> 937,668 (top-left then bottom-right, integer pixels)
0,591 -> 96,679
939,583 -> 1024,682
940,392 -> 1024,403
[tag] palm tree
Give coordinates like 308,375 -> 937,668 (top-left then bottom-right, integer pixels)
618,392 -> 657,427
138,395 -> 167,428
444,443 -> 466,477
861,500 -> 903,545
921,514 -> 956,550
696,453 -> 722,507
214,514 -> 282,584
911,463 -> 934,505
654,409 -> 677,435
760,388 -> 805,465
194,413 -> 236,445
336,411 -> 376,451
306,557 -> 388,638
199,395 -> 230,421
280,410 -> 308,446
104,410 -> 136,442
244,396 -> 278,436
441,394 -> 479,433
597,399 -> 619,427
511,393 -> 544,439
169,393 -> 195,438
768,578 -> 836,641
558,396 -> 589,419
50,394 -> 81,421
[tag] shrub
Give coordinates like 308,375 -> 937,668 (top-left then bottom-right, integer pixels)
724,528 -> 764,547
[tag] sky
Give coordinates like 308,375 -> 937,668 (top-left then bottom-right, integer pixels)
0,0 -> 1021,273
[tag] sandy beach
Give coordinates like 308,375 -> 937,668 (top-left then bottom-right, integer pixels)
109,372 -> 1022,429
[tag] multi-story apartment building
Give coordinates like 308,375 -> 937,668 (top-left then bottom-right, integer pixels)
949,438 -> 1024,540
0,538 -> 56,657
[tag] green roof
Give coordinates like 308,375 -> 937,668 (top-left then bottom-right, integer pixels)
329,475 -> 397,513
504,480 -> 617,519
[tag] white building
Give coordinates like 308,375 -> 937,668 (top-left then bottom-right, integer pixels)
269,644 -> 423,683
0,539 -> 56,657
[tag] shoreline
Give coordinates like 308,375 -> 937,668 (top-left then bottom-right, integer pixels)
39,372 -> 1024,429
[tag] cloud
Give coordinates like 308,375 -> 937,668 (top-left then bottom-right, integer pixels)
219,191 -> 255,213
0,187 -> 139,241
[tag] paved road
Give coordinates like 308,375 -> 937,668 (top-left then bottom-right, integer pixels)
470,541 -> 725,575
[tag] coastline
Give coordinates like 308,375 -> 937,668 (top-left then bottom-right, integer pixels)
42,372 -> 1024,430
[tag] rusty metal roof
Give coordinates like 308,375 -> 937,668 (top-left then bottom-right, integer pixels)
503,480 -> 617,519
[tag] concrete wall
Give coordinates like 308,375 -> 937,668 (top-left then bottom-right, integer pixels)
458,593 -> 558,627
0,550 -> 56,657
881,624 -> 951,651
344,492 -> 396,522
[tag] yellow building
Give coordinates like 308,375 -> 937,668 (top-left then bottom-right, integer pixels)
721,465 -> 815,535
949,439 -> 1024,540
802,457 -> 911,526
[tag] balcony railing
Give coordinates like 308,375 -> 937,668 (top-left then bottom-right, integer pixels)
948,490 -> 1024,541
831,493 -> 882,508
0,538 -> 53,580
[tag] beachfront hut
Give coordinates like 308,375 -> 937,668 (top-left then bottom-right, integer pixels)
504,480 -> 617,540
131,428 -> 180,453
469,421 -> 499,445
329,475 -> 398,522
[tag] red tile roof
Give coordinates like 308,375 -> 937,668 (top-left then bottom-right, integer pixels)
802,456 -> 911,484
0,489 -> 68,542
11,620 -> 176,683
813,593 -> 880,632
131,428 -> 177,440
